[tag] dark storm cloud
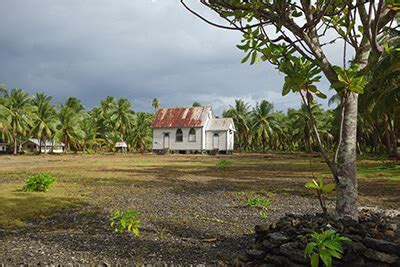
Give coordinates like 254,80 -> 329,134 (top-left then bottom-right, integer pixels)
0,0 -> 335,115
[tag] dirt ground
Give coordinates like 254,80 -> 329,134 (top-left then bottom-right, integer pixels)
0,153 -> 399,265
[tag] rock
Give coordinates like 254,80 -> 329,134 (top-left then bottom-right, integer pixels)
267,232 -> 290,245
262,240 -> 279,250
363,238 -> 400,255
384,230 -> 395,239
363,248 -> 399,264
255,224 -> 271,234
280,242 -> 307,264
389,224 -> 398,231
264,254 -> 287,265
246,249 -> 266,260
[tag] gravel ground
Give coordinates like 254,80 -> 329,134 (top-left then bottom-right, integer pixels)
0,192 -> 324,265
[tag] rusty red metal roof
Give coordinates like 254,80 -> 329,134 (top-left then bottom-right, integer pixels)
151,107 -> 212,128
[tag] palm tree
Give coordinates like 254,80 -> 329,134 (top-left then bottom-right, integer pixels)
192,102 -> 202,107
0,88 -> 34,154
251,100 -> 282,150
109,98 -> 134,139
65,97 -> 85,113
56,105 -> 84,153
81,114 -> 103,152
31,93 -> 57,153
127,112 -> 153,153
152,98 -> 161,112
223,99 -> 251,150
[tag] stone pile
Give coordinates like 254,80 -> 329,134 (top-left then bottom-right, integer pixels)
240,208 -> 400,266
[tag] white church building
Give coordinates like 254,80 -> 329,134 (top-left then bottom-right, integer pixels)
151,107 -> 235,154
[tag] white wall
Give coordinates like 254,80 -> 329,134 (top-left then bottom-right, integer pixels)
152,127 -> 203,150
205,131 -> 228,151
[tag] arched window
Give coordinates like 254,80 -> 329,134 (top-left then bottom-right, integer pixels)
188,128 -> 196,142
176,128 -> 183,142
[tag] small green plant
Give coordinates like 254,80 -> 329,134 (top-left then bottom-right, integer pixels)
305,177 -> 335,216
259,210 -> 269,219
304,229 -> 351,267
110,209 -> 141,237
22,173 -> 56,192
246,194 -> 271,209
216,159 -> 232,170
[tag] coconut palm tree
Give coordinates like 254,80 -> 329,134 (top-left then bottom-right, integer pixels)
251,100 -> 282,150
223,99 -> 251,150
56,105 -> 84,153
65,97 -> 85,113
109,98 -> 134,139
152,98 -> 161,112
127,112 -> 153,153
0,88 -> 34,154
31,93 -> 58,153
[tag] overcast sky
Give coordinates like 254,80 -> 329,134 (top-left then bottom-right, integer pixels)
0,0 -> 340,115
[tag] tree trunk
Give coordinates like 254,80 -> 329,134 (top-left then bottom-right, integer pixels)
335,92 -> 359,220
13,134 -> 17,155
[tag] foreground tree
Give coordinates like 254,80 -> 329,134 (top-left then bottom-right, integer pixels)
182,0 -> 399,220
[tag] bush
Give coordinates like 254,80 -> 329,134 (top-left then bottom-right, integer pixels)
304,229 -> 351,267
22,173 -> 56,192
110,209 -> 141,237
216,159 -> 232,170
246,194 -> 271,209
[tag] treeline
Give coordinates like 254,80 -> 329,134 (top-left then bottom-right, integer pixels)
1,86 -> 398,157
223,98 -> 399,157
0,87 -> 154,154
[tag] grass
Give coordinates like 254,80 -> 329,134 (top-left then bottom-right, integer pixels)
0,153 -> 398,228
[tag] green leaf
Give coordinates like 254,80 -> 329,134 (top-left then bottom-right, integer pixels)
320,250 -> 333,267
321,183 -> 336,193
311,253 -> 319,267
241,52 -> 251,64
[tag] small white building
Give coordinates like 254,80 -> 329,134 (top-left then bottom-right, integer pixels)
0,142 -> 8,153
22,139 -> 65,154
114,141 -> 128,153
151,107 -> 235,154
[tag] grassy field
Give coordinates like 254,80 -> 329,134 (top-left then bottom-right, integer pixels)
0,152 -> 398,228
0,152 -> 399,263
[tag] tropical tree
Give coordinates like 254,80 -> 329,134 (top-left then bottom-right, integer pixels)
192,101 -> 202,107
0,88 -> 34,154
223,99 -> 251,150
127,112 -> 153,153
56,105 -> 84,153
152,98 -> 161,112
251,100 -> 282,150
65,97 -> 85,113
31,93 -> 58,153
182,0 -> 399,220
109,98 -> 134,139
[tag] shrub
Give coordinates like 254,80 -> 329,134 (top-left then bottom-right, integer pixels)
305,176 -> 335,216
110,209 -> 141,237
304,229 -> 351,267
22,173 -> 56,192
246,194 -> 271,209
216,159 -> 232,170
259,210 -> 269,219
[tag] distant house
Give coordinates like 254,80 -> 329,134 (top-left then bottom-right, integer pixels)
22,139 -> 65,154
0,142 -> 9,153
151,107 -> 235,154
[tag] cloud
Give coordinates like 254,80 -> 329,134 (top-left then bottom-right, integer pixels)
0,0 -> 337,115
